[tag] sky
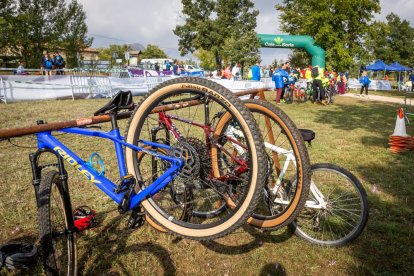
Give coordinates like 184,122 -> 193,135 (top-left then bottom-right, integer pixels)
77,0 -> 414,65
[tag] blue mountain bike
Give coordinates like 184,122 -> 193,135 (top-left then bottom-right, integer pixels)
0,78 -> 267,275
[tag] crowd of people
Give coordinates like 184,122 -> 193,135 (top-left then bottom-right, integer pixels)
247,61 -> 350,105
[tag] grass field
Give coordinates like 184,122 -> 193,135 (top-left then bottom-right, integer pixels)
0,92 -> 413,275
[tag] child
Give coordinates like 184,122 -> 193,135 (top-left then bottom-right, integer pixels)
359,71 -> 371,96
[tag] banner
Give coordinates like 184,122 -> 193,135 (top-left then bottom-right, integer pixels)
0,75 -> 275,102
347,78 -> 392,91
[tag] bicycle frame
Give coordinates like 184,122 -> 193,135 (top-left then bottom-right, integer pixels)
32,127 -> 183,211
263,142 -> 326,210
157,111 -> 249,170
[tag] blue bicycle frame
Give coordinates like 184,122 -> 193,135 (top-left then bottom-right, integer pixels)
35,126 -> 183,211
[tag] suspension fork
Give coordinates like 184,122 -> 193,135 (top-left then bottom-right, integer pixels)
29,148 -> 76,232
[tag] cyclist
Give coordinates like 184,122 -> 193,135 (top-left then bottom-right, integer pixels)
311,65 -> 325,104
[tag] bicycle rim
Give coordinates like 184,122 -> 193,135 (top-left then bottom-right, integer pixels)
291,163 -> 369,246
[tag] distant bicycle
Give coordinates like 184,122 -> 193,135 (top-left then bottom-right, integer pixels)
284,77 -> 307,104
305,80 -> 334,105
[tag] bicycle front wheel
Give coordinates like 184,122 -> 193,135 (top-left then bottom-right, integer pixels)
37,170 -> 77,276
242,99 -> 311,230
290,163 -> 369,247
125,77 -> 267,240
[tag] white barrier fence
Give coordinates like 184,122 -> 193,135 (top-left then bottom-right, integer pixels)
347,78 -> 392,91
0,75 -> 274,103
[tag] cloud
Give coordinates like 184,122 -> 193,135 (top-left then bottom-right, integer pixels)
79,0 -> 183,48
77,0 -> 413,64
377,0 -> 414,22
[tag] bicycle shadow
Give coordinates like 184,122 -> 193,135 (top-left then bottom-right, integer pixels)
78,212 -> 175,276
200,224 -> 293,255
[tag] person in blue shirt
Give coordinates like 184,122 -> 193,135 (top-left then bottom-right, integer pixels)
172,60 -> 180,76
410,72 -> 414,92
251,61 -> 261,81
359,70 -> 371,96
272,66 -> 289,104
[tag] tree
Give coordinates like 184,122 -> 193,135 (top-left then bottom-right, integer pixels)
369,13 -> 414,66
0,0 -> 92,68
221,31 -> 261,67
0,0 -> 16,49
97,44 -> 132,65
194,49 -> 216,71
140,44 -> 168,59
276,0 -> 381,71
288,50 -> 311,69
59,0 -> 92,67
174,0 -> 260,70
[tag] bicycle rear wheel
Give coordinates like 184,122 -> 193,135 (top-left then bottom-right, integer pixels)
284,87 -> 293,104
125,77 -> 267,240
242,99 -> 311,230
37,170 -> 77,276
290,163 -> 369,247
298,88 -> 307,103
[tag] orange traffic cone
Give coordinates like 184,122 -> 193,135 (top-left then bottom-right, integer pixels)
392,108 -> 408,137
389,108 -> 410,153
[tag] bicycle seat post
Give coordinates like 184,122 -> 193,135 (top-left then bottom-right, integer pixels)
110,113 -> 118,131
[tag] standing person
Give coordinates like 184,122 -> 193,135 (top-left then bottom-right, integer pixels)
337,73 -> 346,95
280,62 -> 290,102
231,62 -> 241,80
305,66 -> 312,80
263,65 -> 270,78
53,51 -> 65,75
222,65 -> 232,79
272,66 -> 285,104
410,72 -> 414,92
251,60 -> 261,81
359,71 -> 371,96
172,60 -> 180,76
165,60 -> 171,71
179,61 -> 186,75
311,65 -> 325,103
154,62 -> 160,71
40,50 -> 48,75
42,52 -> 53,76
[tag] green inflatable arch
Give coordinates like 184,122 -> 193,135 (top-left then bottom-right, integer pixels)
257,34 -> 325,69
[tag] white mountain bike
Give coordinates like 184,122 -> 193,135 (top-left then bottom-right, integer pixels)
235,100 -> 369,247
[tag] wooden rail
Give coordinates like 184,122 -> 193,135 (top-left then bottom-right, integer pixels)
0,88 -> 267,139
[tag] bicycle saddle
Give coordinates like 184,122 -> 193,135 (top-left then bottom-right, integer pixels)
94,91 -> 134,116
299,129 -> 315,144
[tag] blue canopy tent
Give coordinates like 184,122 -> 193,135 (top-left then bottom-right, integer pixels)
365,60 -> 398,89
366,60 -> 397,71
389,61 -> 412,71
389,62 -> 412,91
